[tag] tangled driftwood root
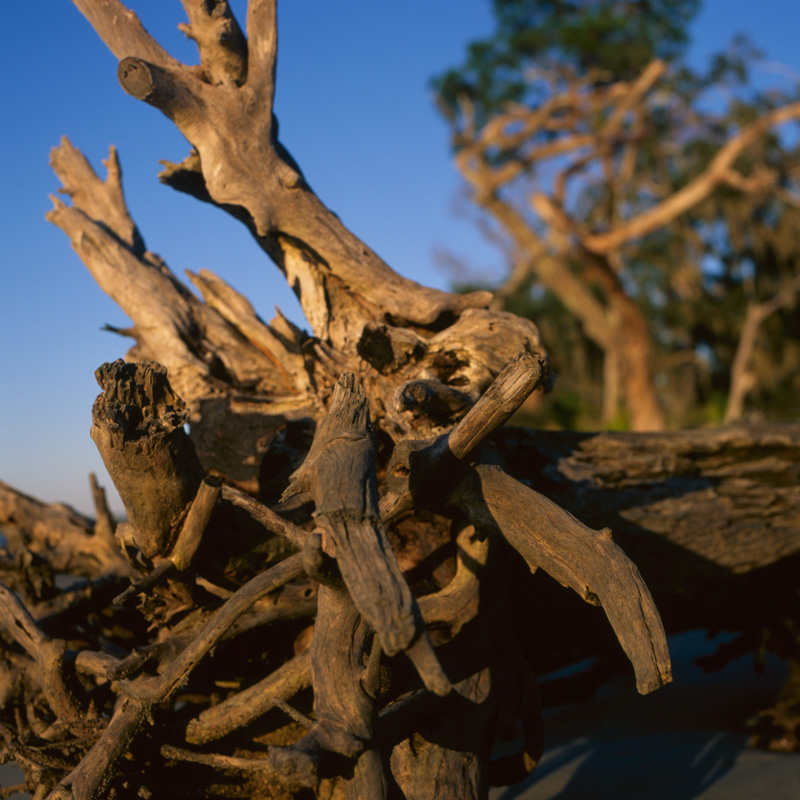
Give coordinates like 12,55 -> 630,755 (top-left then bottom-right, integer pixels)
1,353 -> 674,799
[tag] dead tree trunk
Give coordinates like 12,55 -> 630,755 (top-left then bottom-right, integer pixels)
1,2 -> 798,798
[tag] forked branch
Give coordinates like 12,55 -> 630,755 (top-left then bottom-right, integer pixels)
72,0 -> 493,347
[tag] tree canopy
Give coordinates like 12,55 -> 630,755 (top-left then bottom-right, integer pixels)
434,0 -> 701,124
433,0 -> 800,430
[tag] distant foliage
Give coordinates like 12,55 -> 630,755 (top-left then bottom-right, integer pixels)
435,0 -> 800,430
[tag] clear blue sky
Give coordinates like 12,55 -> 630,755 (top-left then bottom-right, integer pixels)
1,1 -> 798,517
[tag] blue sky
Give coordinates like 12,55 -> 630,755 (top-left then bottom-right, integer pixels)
1,1 -> 798,516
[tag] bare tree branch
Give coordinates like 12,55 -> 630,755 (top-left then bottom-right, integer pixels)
179,0 -> 248,86
244,0 -> 278,112
582,102 -> 800,254
725,271 -> 800,423
71,0 -> 180,67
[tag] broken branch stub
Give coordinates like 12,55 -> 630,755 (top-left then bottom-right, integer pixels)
91,359 -> 204,559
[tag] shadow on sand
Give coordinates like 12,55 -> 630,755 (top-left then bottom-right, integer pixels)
492,629 -> 799,800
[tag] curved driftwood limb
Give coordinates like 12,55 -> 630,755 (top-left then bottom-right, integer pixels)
186,649 -> 312,744
451,464 -> 671,695
283,373 -> 449,693
494,424 -> 800,734
0,587 -> 84,724
417,525 -> 488,635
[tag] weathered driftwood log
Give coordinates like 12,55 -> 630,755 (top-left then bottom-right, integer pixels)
3,421 -> 798,796
452,466 -> 671,694
490,424 -> 800,700
2,1 -> 796,798
0,480 -> 128,579
498,424 -> 800,615
2,355 -> 671,798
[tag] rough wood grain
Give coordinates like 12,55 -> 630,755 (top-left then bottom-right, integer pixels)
381,350 -> 548,522
497,424 -> 800,596
91,359 -> 204,560
0,481 -> 128,578
284,374 -> 448,692
452,464 -> 672,695
4,2 -> 793,797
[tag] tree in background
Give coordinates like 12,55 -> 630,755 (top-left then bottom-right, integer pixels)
434,0 -> 800,431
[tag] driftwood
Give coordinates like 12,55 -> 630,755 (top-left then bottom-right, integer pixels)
495,425 -> 800,699
2,2 -> 798,798
0,354 -> 673,799
2,418 -> 799,795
